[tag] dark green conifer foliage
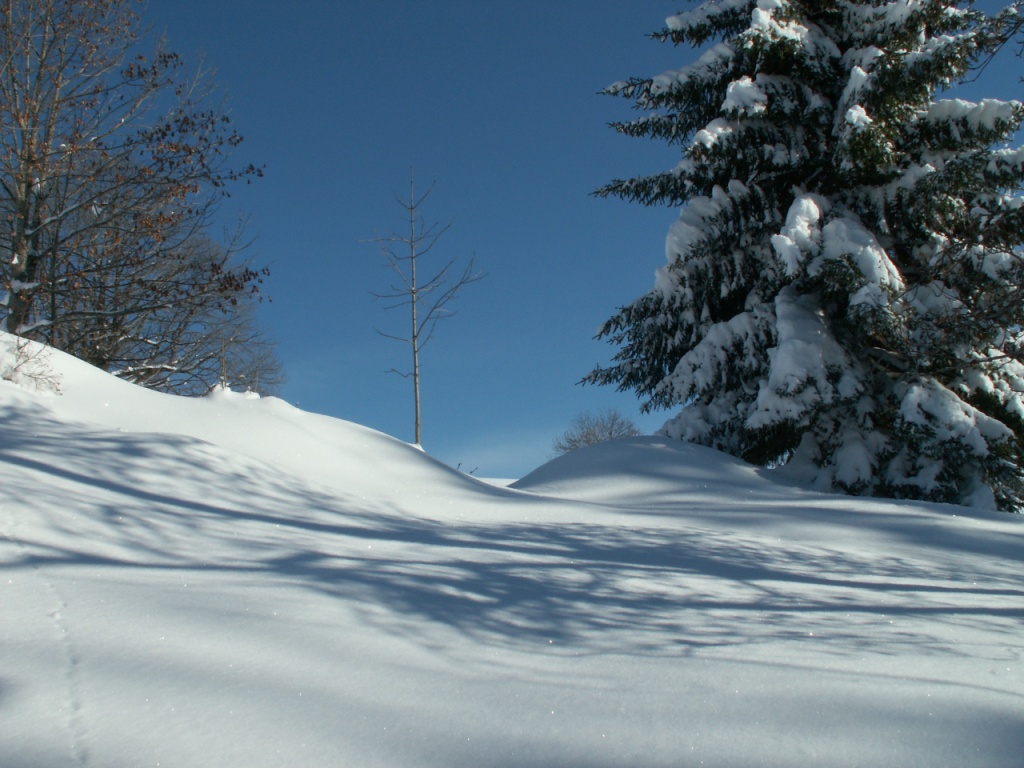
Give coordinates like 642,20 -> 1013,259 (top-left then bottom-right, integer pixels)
589,0 -> 1024,510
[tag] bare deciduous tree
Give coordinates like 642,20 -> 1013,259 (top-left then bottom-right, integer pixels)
369,172 -> 484,445
46,223 -> 281,396
0,0 -> 271,392
553,408 -> 642,455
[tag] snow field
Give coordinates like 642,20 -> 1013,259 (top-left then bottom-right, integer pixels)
1,336 -> 1022,766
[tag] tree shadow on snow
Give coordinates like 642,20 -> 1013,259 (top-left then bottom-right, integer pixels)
1,403 -> 1022,672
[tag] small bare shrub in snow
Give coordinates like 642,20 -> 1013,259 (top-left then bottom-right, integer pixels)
0,334 -> 60,394
553,409 -> 641,454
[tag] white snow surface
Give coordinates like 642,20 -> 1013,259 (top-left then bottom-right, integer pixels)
748,286 -> 859,430
927,98 -> 1020,131
771,193 -> 828,276
2,335 -> 1023,767
722,76 -> 768,115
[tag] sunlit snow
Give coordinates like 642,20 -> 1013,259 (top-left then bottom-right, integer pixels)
1,334 -> 1022,767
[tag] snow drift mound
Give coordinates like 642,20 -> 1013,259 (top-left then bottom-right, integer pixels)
512,436 -> 793,506
0,333 -> 495,503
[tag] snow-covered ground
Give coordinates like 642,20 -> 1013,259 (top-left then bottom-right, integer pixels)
2,334 -> 1022,767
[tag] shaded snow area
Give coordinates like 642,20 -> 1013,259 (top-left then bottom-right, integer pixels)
2,335 -> 1022,767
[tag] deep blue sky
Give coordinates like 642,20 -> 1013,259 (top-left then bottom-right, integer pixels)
142,0 -> 1019,478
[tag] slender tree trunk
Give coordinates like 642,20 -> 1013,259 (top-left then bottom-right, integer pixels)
6,179 -> 44,333
408,176 -> 422,446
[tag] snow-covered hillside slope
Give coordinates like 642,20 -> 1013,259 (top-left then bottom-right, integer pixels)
2,335 -> 1022,767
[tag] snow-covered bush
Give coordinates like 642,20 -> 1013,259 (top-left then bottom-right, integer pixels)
0,332 -> 60,393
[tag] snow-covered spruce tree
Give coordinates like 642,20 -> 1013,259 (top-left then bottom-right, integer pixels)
588,0 -> 1024,510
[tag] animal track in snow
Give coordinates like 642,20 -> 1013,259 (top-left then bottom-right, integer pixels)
1,511 -> 90,767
